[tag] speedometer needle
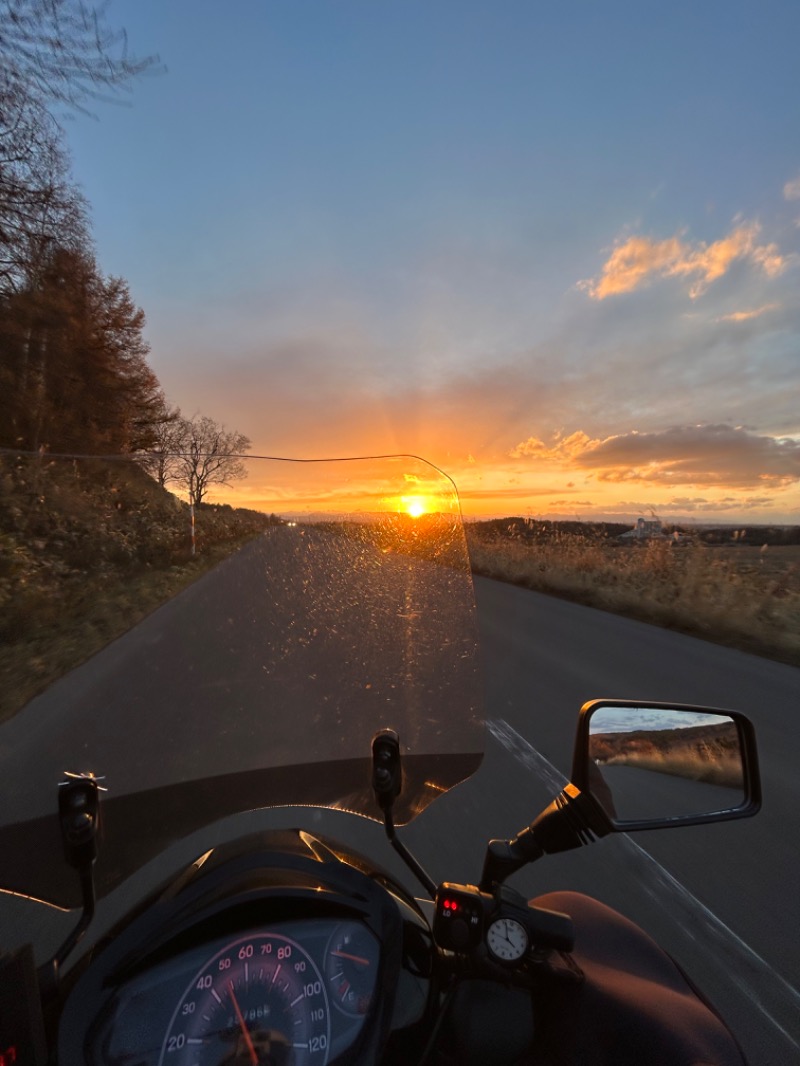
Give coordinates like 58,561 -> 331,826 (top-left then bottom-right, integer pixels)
228,980 -> 259,1066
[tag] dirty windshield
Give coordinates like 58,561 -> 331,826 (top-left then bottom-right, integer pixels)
0,453 -> 483,907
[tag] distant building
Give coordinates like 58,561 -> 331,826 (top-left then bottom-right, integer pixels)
619,517 -> 665,542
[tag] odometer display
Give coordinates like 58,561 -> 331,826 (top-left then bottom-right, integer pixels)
159,933 -> 330,1065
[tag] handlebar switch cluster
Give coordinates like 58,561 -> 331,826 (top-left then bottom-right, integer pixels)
433,883 -> 490,952
435,883 -> 576,964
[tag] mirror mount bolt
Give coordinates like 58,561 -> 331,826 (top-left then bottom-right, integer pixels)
39,773 -> 107,1002
371,729 -> 437,899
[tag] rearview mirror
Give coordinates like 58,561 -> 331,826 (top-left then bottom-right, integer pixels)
571,700 -> 761,831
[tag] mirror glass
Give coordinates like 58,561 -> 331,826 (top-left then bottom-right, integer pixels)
586,706 -> 746,824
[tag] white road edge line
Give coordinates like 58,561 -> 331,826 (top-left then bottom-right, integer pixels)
487,717 -> 800,1052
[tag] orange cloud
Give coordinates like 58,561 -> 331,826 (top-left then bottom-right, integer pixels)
784,174 -> 800,201
716,303 -> 779,323
582,222 -> 786,300
510,430 -> 594,460
580,235 -> 685,299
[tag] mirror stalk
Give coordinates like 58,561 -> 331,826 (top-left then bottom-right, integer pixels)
480,784 -> 611,892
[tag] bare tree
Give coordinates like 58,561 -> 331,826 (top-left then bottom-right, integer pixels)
0,0 -> 160,114
136,402 -> 185,487
0,79 -> 88,293
176,415 -> 251,505
1,1 -> 160,293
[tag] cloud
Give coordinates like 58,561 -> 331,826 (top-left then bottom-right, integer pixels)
510,430 -> 594,460
457,485 -> 564,501
607,495 -> 776,515
784,174 -> 800,201
657,497 -> 709,510
510,424 -> 800,488
716,303 -> 779,323
581,222 -> 786,300
697,496 -> 775,512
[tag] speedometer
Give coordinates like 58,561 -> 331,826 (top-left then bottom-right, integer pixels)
159,933 -> 330,1065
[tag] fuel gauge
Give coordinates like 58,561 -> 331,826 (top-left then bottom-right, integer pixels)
324,922 -> 379,1017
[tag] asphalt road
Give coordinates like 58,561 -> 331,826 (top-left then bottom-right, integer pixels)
1,543 -> 798,1063
418,575 -> 800,1065
0,529 -> 483,822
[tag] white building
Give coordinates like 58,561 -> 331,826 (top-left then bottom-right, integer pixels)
619,517 -> 665,541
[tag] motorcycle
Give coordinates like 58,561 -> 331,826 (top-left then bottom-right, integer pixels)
0,455 -> 761,1065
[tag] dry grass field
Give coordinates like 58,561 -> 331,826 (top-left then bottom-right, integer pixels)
466,526 -> 800,667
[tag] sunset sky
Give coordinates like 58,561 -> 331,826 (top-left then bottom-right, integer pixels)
66,1 -> 800,522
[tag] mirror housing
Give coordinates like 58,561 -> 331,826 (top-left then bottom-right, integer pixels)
571,700 -> 761,831
479,699 -> 762,892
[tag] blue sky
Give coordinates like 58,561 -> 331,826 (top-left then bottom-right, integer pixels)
65,1 -> 800,520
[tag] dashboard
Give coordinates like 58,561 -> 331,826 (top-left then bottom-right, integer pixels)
84,918 -> 380,1065
56,829 -> 432,1066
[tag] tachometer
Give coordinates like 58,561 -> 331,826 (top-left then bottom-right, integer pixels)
159,933 -> 330,1065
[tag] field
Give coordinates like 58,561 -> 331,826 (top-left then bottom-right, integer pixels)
466,524 -> 800,667
590,722 -> 743,788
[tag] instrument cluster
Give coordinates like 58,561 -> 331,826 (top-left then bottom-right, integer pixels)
84,917 -> 381,1066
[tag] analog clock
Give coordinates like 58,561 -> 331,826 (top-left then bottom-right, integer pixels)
486,917 -> 528,962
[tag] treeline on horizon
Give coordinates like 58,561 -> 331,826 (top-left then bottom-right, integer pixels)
472,517 -> 800,547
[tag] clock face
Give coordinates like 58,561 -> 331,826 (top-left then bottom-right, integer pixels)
486,917 -> 529,961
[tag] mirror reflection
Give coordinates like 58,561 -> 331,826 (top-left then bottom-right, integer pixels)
587,707 -> 745,824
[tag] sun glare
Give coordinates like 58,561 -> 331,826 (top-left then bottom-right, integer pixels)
403,496 -> 428,518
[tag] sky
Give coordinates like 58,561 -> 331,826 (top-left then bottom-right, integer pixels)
64,0 -> 800,522
588,708 -> 734,734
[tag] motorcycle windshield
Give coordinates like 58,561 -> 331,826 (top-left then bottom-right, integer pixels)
0,454 -> 483,908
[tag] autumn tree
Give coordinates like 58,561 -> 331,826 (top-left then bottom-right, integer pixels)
174,415 -> 251,505
92,272 -> 166,452
0,244 -> 168,453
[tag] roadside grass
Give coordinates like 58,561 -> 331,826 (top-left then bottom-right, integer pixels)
0,455 -> 277,721
0,542 -> 265,723
466,527 -> 800,667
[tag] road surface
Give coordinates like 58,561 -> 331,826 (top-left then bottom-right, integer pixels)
0,539 -> 797,1062
444,576 -> 800,1063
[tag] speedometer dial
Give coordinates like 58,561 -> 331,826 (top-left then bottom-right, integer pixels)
159,933 -> 330,1065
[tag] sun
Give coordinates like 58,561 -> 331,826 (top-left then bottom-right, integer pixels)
402,495 -> 428,519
